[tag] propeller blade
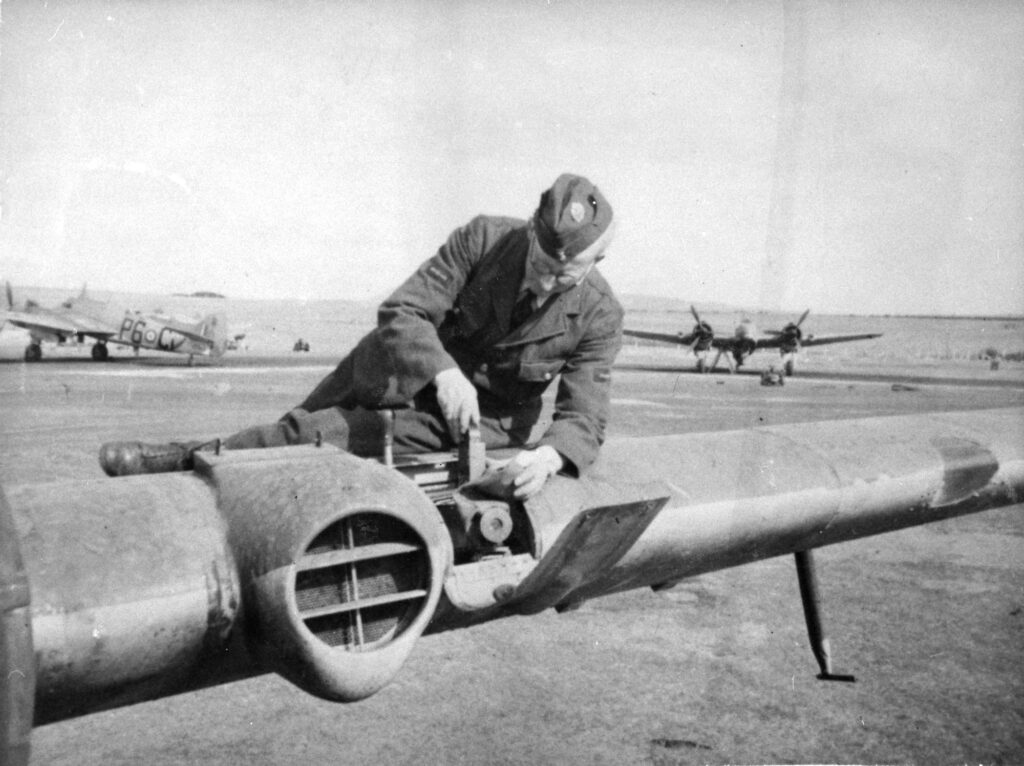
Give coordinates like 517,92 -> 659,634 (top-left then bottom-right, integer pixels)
796,308 -> 810,327
690,304 -> 702,324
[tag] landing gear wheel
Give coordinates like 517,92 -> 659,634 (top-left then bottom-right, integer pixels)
696,358 -> 705,373
23,344 -> 42,362
91,343 -> 109,362
784,359 -> 794,377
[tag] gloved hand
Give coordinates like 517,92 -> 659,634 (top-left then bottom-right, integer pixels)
434,367 -> 480,442
509,445 -> 564,500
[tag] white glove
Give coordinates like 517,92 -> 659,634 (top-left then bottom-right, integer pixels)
434,367 -> 480,442
509,445 -> 564,500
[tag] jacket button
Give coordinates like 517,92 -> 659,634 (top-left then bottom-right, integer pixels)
479,363 -> 488,373
544,372 -> 552,380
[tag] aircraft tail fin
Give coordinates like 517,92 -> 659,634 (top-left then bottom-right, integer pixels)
195,312 -> 230,357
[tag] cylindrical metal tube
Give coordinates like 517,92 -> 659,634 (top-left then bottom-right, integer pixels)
6,474 -> 240,725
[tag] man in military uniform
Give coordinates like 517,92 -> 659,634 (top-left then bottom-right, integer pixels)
100,173 -> 622,499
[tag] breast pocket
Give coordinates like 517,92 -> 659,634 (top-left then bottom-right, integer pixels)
518,359 -> 564,383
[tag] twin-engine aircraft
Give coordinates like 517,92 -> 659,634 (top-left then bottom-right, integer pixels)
2,282 -> 230,364
624,305 -> 882,376
2,406 -> 1022,764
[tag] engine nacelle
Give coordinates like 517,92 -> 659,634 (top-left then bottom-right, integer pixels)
193,446 -> 451,702
2,443 -> 452,734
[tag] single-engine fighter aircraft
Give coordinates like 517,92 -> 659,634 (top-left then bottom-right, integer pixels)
624,305 -> 882,375
2,406 -> 1022,764
1,282 -> 230,364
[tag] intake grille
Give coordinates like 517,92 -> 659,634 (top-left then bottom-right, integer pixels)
295,512 -> 430,650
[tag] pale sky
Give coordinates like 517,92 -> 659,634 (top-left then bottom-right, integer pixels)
1,0 -> 1022,315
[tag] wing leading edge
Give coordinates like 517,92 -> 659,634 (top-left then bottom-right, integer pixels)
622,328 -> 696,345
3,311 -> 115,339
755,332 -> 883,349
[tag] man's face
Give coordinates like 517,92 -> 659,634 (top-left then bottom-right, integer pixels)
524,232 -> 607,298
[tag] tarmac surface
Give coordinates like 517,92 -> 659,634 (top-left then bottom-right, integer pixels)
3,352 -> 1023,765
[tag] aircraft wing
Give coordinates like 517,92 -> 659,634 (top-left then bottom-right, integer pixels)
745,332 -> 883,350
796,332 -> 883,347
4,405 -> 1023,757
2,310 -> 114,338
623,329 -> 696,345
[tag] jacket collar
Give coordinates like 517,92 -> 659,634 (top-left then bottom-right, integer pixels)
495,278 -> 586,349
492,234 -> 529,336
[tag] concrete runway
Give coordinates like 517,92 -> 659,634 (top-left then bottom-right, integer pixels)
3,355 -> 1023,765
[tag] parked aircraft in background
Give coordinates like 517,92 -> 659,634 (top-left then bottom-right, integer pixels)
624,305 -> 882,375
1,282 -> 230,364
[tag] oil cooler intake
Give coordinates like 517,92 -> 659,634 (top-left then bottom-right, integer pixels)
194,445 -> 451,702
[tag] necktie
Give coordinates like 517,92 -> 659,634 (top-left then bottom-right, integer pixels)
510,290 -> 535,328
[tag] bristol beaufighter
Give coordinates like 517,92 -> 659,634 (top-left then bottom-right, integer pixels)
625,305 -> 882,375
2,406 -> 1022,764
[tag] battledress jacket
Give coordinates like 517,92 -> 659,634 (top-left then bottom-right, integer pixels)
299,214 -> 624,474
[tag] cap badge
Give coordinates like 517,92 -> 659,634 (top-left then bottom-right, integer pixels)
569,201 -> 585,223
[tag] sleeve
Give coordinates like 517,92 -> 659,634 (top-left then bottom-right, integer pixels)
374,216 -> 490,396
537,298 -> 624,475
